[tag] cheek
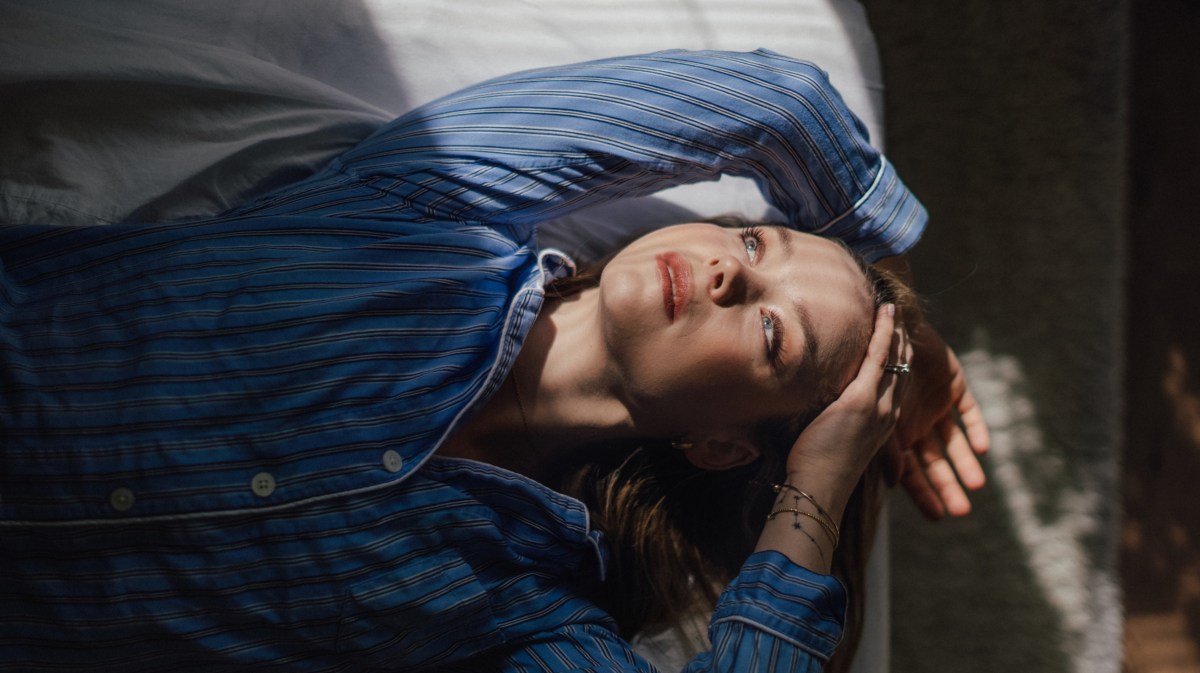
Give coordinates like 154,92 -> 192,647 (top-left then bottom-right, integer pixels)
630,332 -> 757,410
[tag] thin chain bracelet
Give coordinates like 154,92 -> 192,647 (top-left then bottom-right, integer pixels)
767,508 -> 840,549
771,484 -> 839,542
772,483 -> 836,523
768,513 -> 825,566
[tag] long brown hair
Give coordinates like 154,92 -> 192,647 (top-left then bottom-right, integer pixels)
547,218 -> 916,672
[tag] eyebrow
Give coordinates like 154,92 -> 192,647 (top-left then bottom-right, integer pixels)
771,227 -> 820,365
777,226 -> 795,257
793,298 -> 820,365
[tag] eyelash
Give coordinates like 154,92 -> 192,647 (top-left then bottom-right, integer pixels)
741,227 -> 786,368
741,226 -> 766,263
762,310 -> 787,368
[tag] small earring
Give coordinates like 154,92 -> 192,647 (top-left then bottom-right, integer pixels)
670,438 -> 694,451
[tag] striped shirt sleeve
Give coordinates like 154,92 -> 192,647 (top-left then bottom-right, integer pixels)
478,551 -> 846,673
233,49 -> 926,260
697,551 -> 847,671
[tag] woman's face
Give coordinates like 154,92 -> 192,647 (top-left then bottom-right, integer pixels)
598,223 -> 872,436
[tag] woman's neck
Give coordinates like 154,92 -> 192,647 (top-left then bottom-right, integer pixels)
436,287 -> 638,479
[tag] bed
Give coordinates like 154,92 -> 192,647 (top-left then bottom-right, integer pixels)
0,1 -> 892,670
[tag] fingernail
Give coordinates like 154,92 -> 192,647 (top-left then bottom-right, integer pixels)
886,303 -> 896,317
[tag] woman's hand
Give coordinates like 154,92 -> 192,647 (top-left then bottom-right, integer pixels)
756,304 -> 903,572
782,304 -> 905,515
872,254 -> 989,519
880,319 -> 990,519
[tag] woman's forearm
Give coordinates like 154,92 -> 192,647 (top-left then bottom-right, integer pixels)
753,471 -> 854,575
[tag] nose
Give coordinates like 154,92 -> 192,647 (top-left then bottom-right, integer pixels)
707,255 -> 750,306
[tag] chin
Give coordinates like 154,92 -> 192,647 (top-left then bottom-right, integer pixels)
598,265 -> 658,331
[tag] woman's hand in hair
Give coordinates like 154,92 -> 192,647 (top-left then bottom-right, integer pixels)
882,319 -> 990,519
782,303 -> 903,517
757,304 -> 901,573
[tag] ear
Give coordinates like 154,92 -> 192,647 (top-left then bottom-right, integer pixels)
678,434 -> 761,471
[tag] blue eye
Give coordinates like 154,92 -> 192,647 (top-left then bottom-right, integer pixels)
761,310 -> 786,368
741,227 -> 765,263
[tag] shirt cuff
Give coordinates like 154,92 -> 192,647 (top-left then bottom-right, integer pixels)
822,157 -> 929,263
710,550 -> 847,661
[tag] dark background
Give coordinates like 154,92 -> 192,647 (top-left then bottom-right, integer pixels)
860,1 -> 1200,670
1122,1 -> 1200,670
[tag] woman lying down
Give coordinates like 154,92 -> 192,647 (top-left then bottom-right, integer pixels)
0,49 -> 989,672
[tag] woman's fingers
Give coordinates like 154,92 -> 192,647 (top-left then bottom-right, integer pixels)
861,304 -> 908,428
882,310 -> 911,412
925,424 -> 972,517
859,304 -> 896,382
885,320 -> 990,519
900,448 -> 945,519
898,414 -> 987,519
943,415 -> 986,492
957,386 -> 991,456
839,303 -> 897,410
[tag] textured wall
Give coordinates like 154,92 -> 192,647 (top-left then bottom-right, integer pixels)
859,2 -> 1129,671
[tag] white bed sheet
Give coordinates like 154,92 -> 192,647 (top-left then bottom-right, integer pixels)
0,1 -> 889,670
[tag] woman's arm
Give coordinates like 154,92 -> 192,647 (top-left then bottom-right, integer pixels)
231,50 -> 925,261
756,304 -> 901,573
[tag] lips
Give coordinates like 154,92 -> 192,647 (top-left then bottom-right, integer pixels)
656,252 -> 692,322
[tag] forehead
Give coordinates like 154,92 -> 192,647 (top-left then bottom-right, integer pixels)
775,227 -> 855,264
771,228 -> 870,308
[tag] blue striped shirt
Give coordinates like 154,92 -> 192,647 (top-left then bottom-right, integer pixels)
1,49 -> 925,671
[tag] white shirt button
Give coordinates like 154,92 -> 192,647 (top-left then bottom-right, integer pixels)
251,472 -> 276,498
109,487 -> 135,512
383,450 -> 403,473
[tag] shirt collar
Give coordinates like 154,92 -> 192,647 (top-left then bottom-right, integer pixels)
536,248 -> 577,285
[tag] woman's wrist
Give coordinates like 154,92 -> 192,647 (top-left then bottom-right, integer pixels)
755,509 -> 836,574
781,470 -> 855,524
753,476 -> 852,574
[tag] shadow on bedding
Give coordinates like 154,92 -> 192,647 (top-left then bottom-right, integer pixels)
0,0 -> 405,225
